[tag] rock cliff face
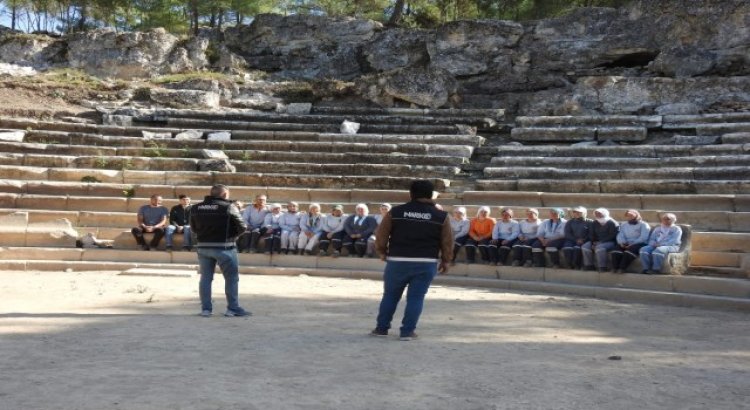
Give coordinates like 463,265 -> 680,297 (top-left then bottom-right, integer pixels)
0,0 -> 748,114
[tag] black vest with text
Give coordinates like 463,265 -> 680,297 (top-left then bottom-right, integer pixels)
387,201 -> 448,260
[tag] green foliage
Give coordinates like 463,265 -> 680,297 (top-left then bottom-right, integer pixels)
122,186 -> 135,197
95,155 -> 109,168
151,70 -> 230,84
143,141 -> 167,157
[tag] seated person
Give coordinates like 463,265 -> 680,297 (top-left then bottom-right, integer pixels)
262,203 -> 284,254
639,213 -> 682,275
450,207 -> 471,265
131,194 -> 169,251
466,206 -> 496,264
582,208 -> 619,272
611,210 -> 651,273
489,208 -> 520,266
562,206 -> 592,269
343,204 -> 378,257
532,208 -> 566,268
298,203 -> 324,255
239,194 -> 269,253
279,201 -> 302,255
319,205 -> 347,257
366,203 -> 392,258
165,194 -> 192,251
512,208 -> 541,267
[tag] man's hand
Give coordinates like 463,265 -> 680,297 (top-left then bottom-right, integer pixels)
305,231 -> 314,238
327,232 -> 334,239
438,261 -> 449,274
144,226 -> 154,233
176,226 -> 184,233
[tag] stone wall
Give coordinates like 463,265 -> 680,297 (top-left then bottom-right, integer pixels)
0,0 -> 748,114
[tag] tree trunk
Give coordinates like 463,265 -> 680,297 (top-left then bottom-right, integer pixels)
387,0 -> 406,26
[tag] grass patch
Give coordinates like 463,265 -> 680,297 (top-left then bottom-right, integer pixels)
152,71 -> 232,85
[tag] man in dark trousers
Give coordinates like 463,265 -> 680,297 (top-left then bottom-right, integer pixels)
371,180 -> 453,341
189,184 -> 250,317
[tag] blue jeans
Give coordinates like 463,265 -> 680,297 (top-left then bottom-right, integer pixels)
165,225 -> 192,248
376,260 -> 438,337
639,245 -> 680,272
197,247 -> 241,312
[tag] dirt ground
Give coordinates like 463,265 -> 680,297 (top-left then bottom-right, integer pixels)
0,270 -> 748,410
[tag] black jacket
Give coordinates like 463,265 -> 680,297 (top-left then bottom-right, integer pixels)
169,205 -> 191,227
189,196 -> 246,248
378,200 -> 451,261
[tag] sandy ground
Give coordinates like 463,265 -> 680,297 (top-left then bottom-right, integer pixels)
0,270 -> 748,410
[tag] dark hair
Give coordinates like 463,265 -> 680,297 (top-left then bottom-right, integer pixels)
178,194 -> 188,200
210,184 -> 228,197
409,180 -> 434,200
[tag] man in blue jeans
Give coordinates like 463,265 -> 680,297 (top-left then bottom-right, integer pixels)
189,184 -> 250,317
371,180 -> 453,340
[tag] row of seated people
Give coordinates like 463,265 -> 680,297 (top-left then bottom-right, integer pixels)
238,194 -> 392,258
131,194 -> 193,251
450,206 -> 683,274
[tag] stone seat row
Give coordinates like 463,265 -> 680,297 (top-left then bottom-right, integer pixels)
475,179 -> 750,194
483,166 -> 750,180
476,143 -> 749,158
489,155 -> 750,168
514,112 -> 750,127
2,193 -> 749,233
0,141 -> 468,167
113,107 -> 499,128
0,165 -> 450,190
1,117 -> 487,147
0,153 -> 461,177
20,130 -> 476,157
510,126 -> 647,142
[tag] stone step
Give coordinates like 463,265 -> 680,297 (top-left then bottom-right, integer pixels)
689,266 -> 748,279
310,106 -> 505,119
515,115 -> 662,128
663,112 -> 750,125
0,180 -> 416,203
475,179 -> 750,194
8,133 -> 467,165
163,117 -> 471,135
661,122 -> 750,135
22,130 -> 476,157
0,165 -> 450,190
691,251 -> 745,268
459,191 -> 749,212
118,108 -> 498,128
489,155 -> 750,168
483,166 -> 750,180
692,232 -> 750,253
233,161 -> 461,177
0,247 -> 748,303
479,144 -> 748,158
721,133 -> 750,144
510,126 -> 647,142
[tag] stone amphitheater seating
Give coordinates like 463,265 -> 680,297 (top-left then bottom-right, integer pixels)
0,106 -> 747,310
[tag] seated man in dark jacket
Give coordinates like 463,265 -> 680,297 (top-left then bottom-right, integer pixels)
165,194 -> 192,251
342,203 -> 378,257
189,185 -> 249,318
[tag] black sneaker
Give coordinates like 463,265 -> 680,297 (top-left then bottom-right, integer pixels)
369,328 -> 388,337
399,332 -> 418,341
224,308 -> 252,317
141,245 -> 150,251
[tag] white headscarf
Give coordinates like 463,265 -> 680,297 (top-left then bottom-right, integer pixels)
477,206 -> 491,218
454,206 -> 467,220
594,208 -> 612,225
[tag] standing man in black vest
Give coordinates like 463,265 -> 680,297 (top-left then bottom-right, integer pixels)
190,184 -> 250,317
370,180 -> 453,340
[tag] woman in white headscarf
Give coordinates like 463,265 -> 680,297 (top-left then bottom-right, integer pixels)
639,213 -> 682,274
450,206 -> 471,265
562,206 -> 591,269
611,209 -> 651,273
465,206 -> 495,264
581,208 -> 619,272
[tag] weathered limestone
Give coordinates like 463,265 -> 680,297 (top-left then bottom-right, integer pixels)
515,115 -> 662,128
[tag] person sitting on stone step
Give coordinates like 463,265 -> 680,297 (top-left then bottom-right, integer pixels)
582,208 -> 619,272
449,206 -> 471,265
611,209 -> 651,273
562,206 -> 592,270
298,203 -> 324,255
511,208 -> 542,267
238,194 -> 269,253
262,203 -> 284,255
639,213 -> 682,275
343,204 -> 378,257
165,194 -> 192,251
366,203 -> 392,258
279,201 -> 302,255
489,207 -> 520,266
465,206 -> 495,264
131,194 -> 169,251
532,208 -> 567,268
318,205 -> 347,257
